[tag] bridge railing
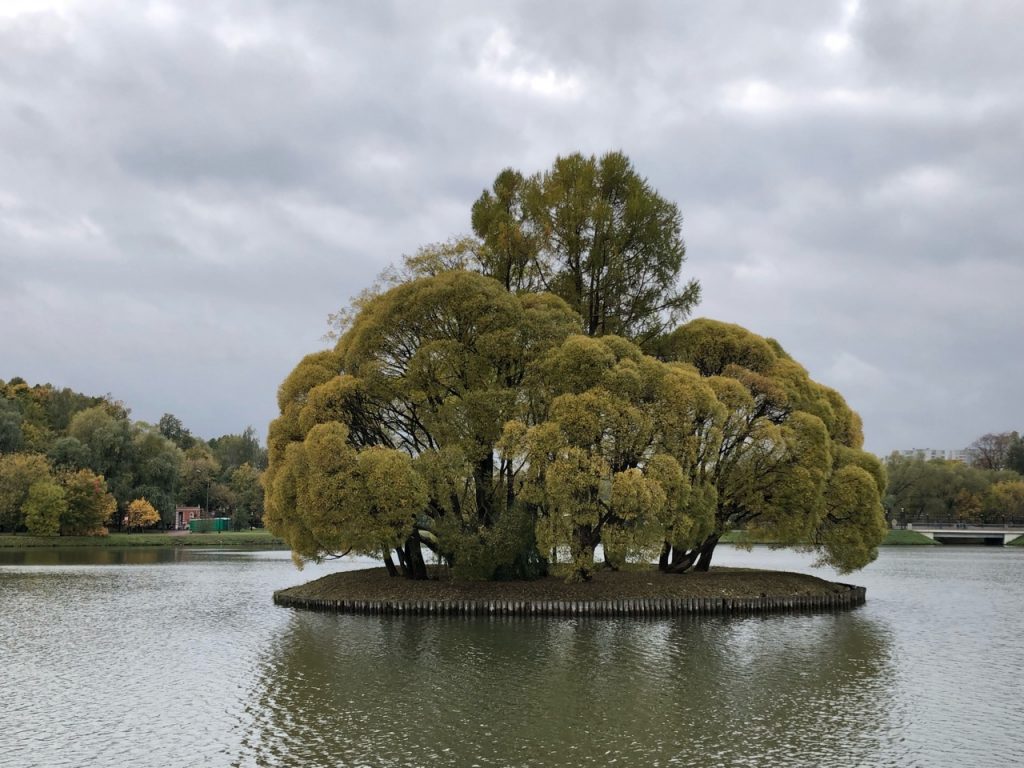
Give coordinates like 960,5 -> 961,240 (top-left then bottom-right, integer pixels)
897,521 -> 1024,530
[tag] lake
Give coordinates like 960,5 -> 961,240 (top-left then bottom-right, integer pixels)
1,545 -> 1022,767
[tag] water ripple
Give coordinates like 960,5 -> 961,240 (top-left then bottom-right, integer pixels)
2,547 -> 1023,767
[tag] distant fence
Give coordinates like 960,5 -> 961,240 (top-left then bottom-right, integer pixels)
898,521 -> 1024,529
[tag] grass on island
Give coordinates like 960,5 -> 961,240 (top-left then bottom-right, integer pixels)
1007,535 -> 1024,547
0,530 -> 286,548
276,563 -> 854,605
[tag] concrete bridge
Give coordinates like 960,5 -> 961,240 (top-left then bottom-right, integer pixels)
906,524 -> 1024,545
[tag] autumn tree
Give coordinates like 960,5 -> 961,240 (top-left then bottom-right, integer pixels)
61,469 -> 117,535
0,453 -> 52,531
23,480 -> 67,537
501,334 -> 720,580
982,481 -> 1024,522
178,445 -> 221,511
125,498 -> 160,531
2,380 -> 265,530
274,153 -> 886,581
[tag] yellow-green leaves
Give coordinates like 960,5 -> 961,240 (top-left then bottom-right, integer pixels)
666,318 -> 776,377
24,481 -> 66,536
664,317 -> 886,571
125,498 -> 160,530
267,421 -> 426,565
61,469 -> 116,535
814,465 -> 887,572
267,271 -> 582,569
269,268 -> 884,578
277,350 -> 342,412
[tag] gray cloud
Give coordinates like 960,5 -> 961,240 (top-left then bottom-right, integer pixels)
1,0 -> 1021,454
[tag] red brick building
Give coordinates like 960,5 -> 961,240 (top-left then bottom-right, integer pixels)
175,506 -> 203,530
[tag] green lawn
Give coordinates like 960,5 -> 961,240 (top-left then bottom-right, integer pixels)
1007,535 -> 1024,547
881,529 -> 941,545
0,530 -> 286,548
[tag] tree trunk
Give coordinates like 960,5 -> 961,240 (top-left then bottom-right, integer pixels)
404,534 -> 429,580
658,541 -> 671,572
571,525 -> 599,581
382,549 -> 398,578
603,546 -> 623,571
474,454 -> 495,527
694,533 -> 720,572
395,546 -> 409,577
505,460 -> 514,512
663,542 -> 700,574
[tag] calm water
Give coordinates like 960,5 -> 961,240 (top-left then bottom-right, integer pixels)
2,545 -> 1023,767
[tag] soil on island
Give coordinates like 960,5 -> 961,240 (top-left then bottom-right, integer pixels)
276,565 -> 854,604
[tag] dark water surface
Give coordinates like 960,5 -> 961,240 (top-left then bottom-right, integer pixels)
2,545 -> 1022,767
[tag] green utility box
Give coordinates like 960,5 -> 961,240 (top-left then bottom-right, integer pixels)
188,517 -> 232,533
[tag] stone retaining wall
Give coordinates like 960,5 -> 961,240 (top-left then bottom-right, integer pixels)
273,585 -> 865,617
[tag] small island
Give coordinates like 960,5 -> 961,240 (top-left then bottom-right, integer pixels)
263,153 -> 887,612
274,565 -> 864,617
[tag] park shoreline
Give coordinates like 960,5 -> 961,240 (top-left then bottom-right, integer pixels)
273,566 -> 866,618
0,531 -> 287,548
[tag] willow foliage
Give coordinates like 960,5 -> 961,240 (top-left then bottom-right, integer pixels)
267,271 -> 885,580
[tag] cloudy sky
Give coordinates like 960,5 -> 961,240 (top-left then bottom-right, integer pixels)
2,0 -> 1021,456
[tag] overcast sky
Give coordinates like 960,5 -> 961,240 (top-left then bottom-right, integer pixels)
2,0 -> 1021,456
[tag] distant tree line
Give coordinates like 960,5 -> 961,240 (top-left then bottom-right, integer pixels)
885,431 -> 1024,525
0,377 -> 266,535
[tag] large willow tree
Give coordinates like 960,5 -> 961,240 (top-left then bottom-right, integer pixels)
271,152 -> 884,580
266,272 -> 886,581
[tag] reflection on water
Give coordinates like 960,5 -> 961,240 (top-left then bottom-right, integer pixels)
235,610 -> 892,765
2,546 -> 1023,767
0,547 -> 195,567
241,611 -> 895,767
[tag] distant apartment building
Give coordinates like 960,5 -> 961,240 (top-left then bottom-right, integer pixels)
897,448 -> 969,463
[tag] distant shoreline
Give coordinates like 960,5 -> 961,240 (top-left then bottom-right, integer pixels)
6,527 -> 1011,550
0,530 -> 287,548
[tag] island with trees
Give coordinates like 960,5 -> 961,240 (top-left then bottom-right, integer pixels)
267,152 -> 888,615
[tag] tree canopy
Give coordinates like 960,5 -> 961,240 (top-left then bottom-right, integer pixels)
267,271 -> 887,580
125,498 -> 160,530
328,151 -> 700,350
471,151 -> 699,345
